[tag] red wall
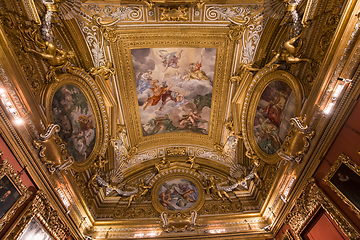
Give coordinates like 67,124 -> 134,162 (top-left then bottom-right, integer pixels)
314,98 -> 360,230
301,208 -> 347,240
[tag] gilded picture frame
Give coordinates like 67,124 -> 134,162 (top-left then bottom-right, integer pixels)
3,191 -> 70,240
286,179 -> 360,240
151,170 -> 205,214
0,159 -> 31,233
43,71 -> 110,172
241,69 -> 303,164
324,153 -> 360,218
281,230 -> 294,240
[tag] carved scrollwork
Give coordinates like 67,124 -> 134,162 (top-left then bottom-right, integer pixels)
39,124 -> 61,141
33,126 -> 74,173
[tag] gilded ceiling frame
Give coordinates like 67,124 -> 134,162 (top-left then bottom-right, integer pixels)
42,70 -> 109,171
109,26 -> 235,151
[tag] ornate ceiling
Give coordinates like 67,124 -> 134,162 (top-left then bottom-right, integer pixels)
0,0 -> 359,238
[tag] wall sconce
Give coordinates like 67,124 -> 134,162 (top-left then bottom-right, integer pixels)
323,77 -> 352,114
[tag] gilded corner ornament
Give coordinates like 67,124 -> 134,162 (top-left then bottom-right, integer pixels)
23,30 -> 75,82
33,124 -> 74,173
228,24 -> 245,42
266,34 -> 311,68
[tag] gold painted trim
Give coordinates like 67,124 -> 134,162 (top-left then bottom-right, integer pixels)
150,169 -> 205,214
242,69 -> 303,164
323,153 -> 360,219
0,159 -> 31,232
42,71 -> 108,172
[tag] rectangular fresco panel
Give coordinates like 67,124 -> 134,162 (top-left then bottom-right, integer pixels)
132,48 -> 216,136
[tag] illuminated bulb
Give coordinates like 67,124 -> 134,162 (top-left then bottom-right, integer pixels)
5,101 -> 12,107
332,83 -> 345,98
14,118 -> 24,125
324,102 -> 335,115
8,107 -> 16,113
0,88 -> 5,94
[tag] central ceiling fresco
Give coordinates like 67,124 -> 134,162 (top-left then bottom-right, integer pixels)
132,47 -> 216,136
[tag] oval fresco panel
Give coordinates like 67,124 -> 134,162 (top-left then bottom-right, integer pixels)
158,179 -> 198,211
254,81 -> 295,155
52,85 -> 96,163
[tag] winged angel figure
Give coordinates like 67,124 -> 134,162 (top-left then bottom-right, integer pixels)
157,50 -> 183,73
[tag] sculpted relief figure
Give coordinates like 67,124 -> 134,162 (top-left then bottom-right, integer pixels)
25,41 -> 74,82
266,35 -> 311,67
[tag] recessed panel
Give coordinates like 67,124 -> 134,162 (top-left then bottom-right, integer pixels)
132,48 -> 216,136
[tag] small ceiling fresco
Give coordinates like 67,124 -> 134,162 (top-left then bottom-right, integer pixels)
131,48 -> 216,136
52,85 -> 96,163
254,81 -> 294,155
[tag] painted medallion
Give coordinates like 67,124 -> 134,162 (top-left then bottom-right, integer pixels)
52,85 -> 96,163
254,81 -> 295,154
158,179 -> 198,211
132,48 -> 216,136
